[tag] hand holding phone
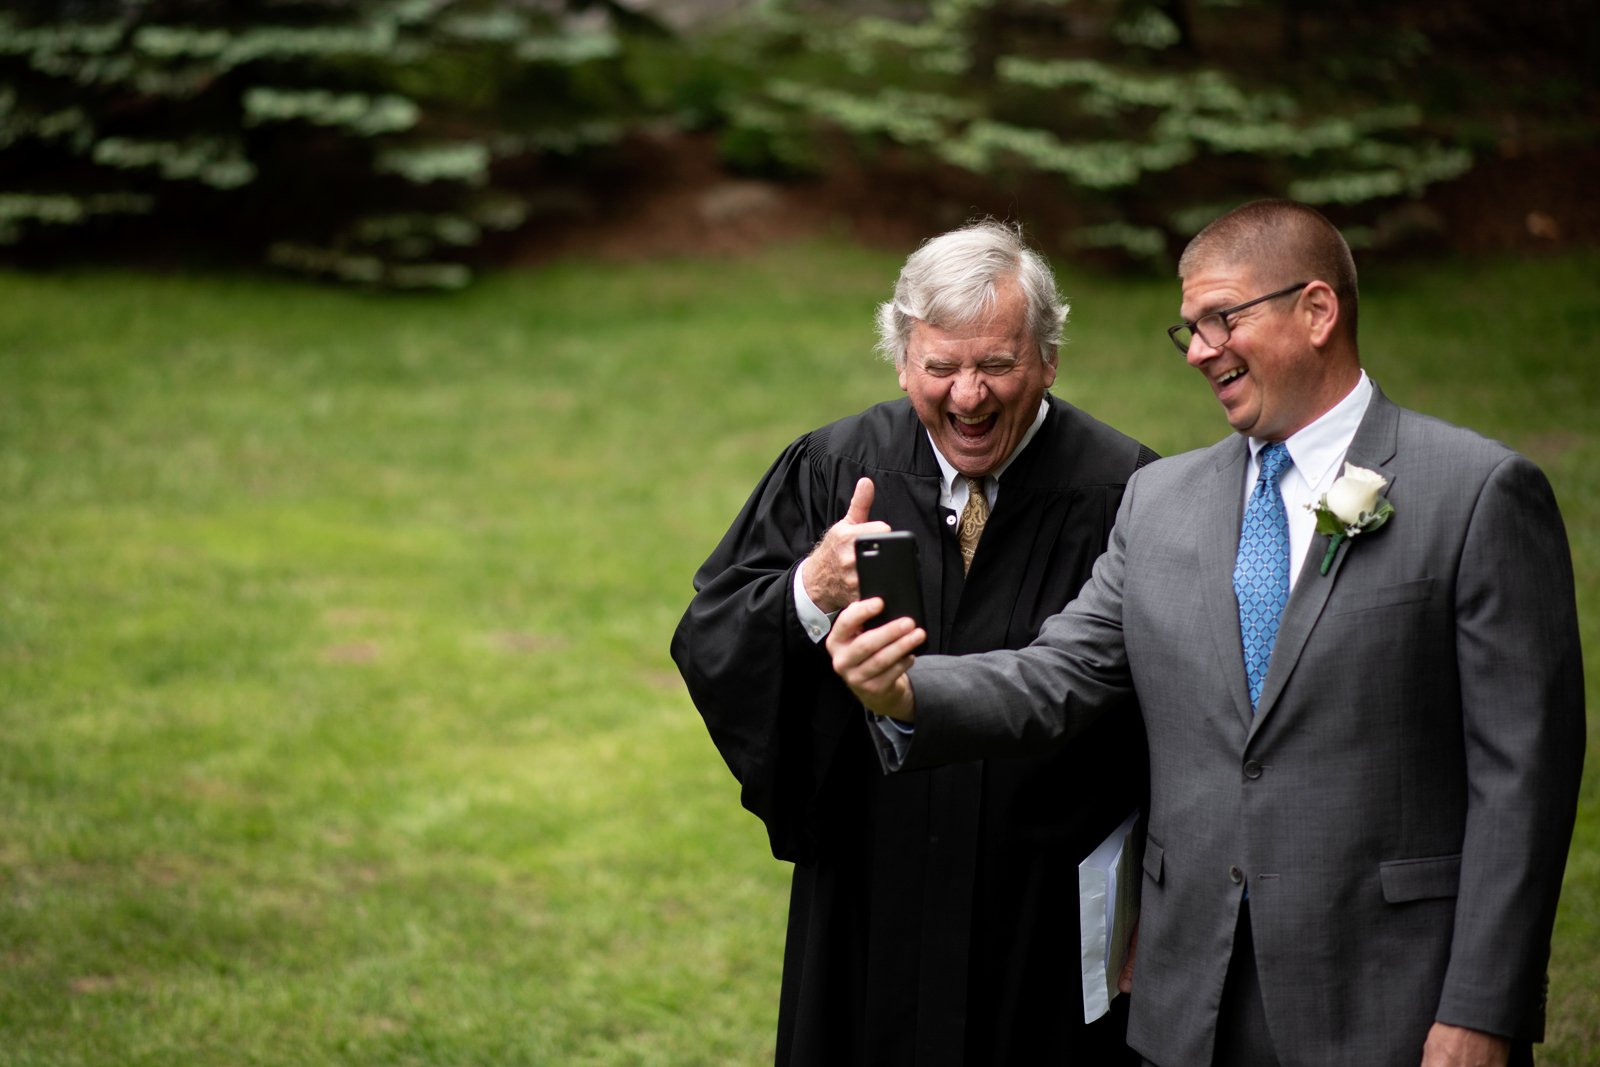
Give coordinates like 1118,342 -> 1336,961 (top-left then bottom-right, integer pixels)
854,531 -> 925,631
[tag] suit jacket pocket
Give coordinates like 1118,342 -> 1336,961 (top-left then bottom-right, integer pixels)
1142,836 -> 1165,885
1327,576 -> 1435,616
1379,853 -> 1462,903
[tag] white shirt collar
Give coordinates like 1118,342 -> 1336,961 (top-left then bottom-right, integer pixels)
1243,371 -> 1373,592
927,397 -> 1050,510
1247,370 -> 1373,490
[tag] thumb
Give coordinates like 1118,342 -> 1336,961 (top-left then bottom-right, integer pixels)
844,477 -> 875,526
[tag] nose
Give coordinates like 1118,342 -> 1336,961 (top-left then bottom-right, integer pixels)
1184,331 -> 1225,368
951,369 -> 989,407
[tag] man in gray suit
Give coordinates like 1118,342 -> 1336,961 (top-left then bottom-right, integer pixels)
826,200 -> 1585,1067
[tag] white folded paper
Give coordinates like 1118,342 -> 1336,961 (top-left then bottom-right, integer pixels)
1078,809 -> 1141,1023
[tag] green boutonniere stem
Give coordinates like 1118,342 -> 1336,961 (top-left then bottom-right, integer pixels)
1312,499 -> 1392,577
1319,533 -> 1346,576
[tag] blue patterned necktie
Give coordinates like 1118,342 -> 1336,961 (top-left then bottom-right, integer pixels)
1235,442 -> 1293,711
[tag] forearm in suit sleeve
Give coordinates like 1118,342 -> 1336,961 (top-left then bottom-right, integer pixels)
898,479 -> 1139,771
1435,453 -> 1585,1039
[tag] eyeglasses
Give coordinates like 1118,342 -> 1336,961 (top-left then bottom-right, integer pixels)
1167,282 -> 1309,355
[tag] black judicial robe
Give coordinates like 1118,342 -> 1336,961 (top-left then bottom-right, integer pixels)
672,394 -> 1155,1066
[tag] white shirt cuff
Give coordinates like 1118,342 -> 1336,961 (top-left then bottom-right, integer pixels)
870,713 -> 915,768
793,559 -> 836,643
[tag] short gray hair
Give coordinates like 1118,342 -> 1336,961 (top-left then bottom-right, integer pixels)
875,219 -> 1067,367
1180,199 -> 1359,340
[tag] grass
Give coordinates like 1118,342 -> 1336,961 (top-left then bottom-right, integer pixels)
1,243 -> 1596,1064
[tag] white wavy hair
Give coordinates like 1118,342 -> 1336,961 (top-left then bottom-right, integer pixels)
874,219 -> 1067,368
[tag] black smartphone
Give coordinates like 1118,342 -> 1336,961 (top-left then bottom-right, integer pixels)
855,531 -> 925,631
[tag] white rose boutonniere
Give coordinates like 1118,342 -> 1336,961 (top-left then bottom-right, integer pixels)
1309,463 -> 1393,575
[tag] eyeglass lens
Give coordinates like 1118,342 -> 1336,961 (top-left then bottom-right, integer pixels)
1170,314 -> 1226,353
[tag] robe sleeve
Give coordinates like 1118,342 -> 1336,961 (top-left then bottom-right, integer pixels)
670,433 -> 862,863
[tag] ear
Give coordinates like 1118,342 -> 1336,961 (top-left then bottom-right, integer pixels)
1041,349 -> 1058,390
897,358 -> 909,392
1303,280 -> 1340,348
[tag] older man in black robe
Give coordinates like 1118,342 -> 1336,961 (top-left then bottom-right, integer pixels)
672,220 -> 1155,1066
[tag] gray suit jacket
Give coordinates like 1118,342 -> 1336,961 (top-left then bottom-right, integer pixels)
901,386 -> 1585,1066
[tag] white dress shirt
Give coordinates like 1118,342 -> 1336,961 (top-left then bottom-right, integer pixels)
1243,371 -> 1373,591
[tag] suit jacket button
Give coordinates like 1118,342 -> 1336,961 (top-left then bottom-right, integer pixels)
1228,865 -> 1244,884
1243,760 -> 1262,779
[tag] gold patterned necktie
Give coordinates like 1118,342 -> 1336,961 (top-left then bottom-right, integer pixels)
958,476 -> 989,575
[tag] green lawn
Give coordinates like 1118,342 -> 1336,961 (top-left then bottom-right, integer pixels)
1,243 -> 1596,1064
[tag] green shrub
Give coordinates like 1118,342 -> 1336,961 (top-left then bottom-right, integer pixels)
0,0 -> 678,286
714,0 -> 1592,264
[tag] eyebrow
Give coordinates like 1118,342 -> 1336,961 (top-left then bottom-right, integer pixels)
1183,300 -> 1230,321
1184,296 -> 1255,323
921,350 -> 1022,363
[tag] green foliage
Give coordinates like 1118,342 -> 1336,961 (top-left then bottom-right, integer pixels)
1,1 -> 1590,280
243,87 -> 422,136
713,0 -> 1585,263
0,1 -> 678,286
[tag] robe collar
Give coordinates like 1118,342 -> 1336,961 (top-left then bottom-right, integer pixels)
924,397 -> 1050,512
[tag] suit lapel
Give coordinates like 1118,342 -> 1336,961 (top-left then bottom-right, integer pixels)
1200,438 -> 1256,731
1250,386 -> 1401,733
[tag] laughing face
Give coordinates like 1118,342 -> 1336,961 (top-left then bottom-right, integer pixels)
898,277 -> 1056,478
1180,265 -> 1341,443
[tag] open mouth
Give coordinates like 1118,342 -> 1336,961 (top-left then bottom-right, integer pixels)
949,412 -> 998,440
1216,366 -> 1248,391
